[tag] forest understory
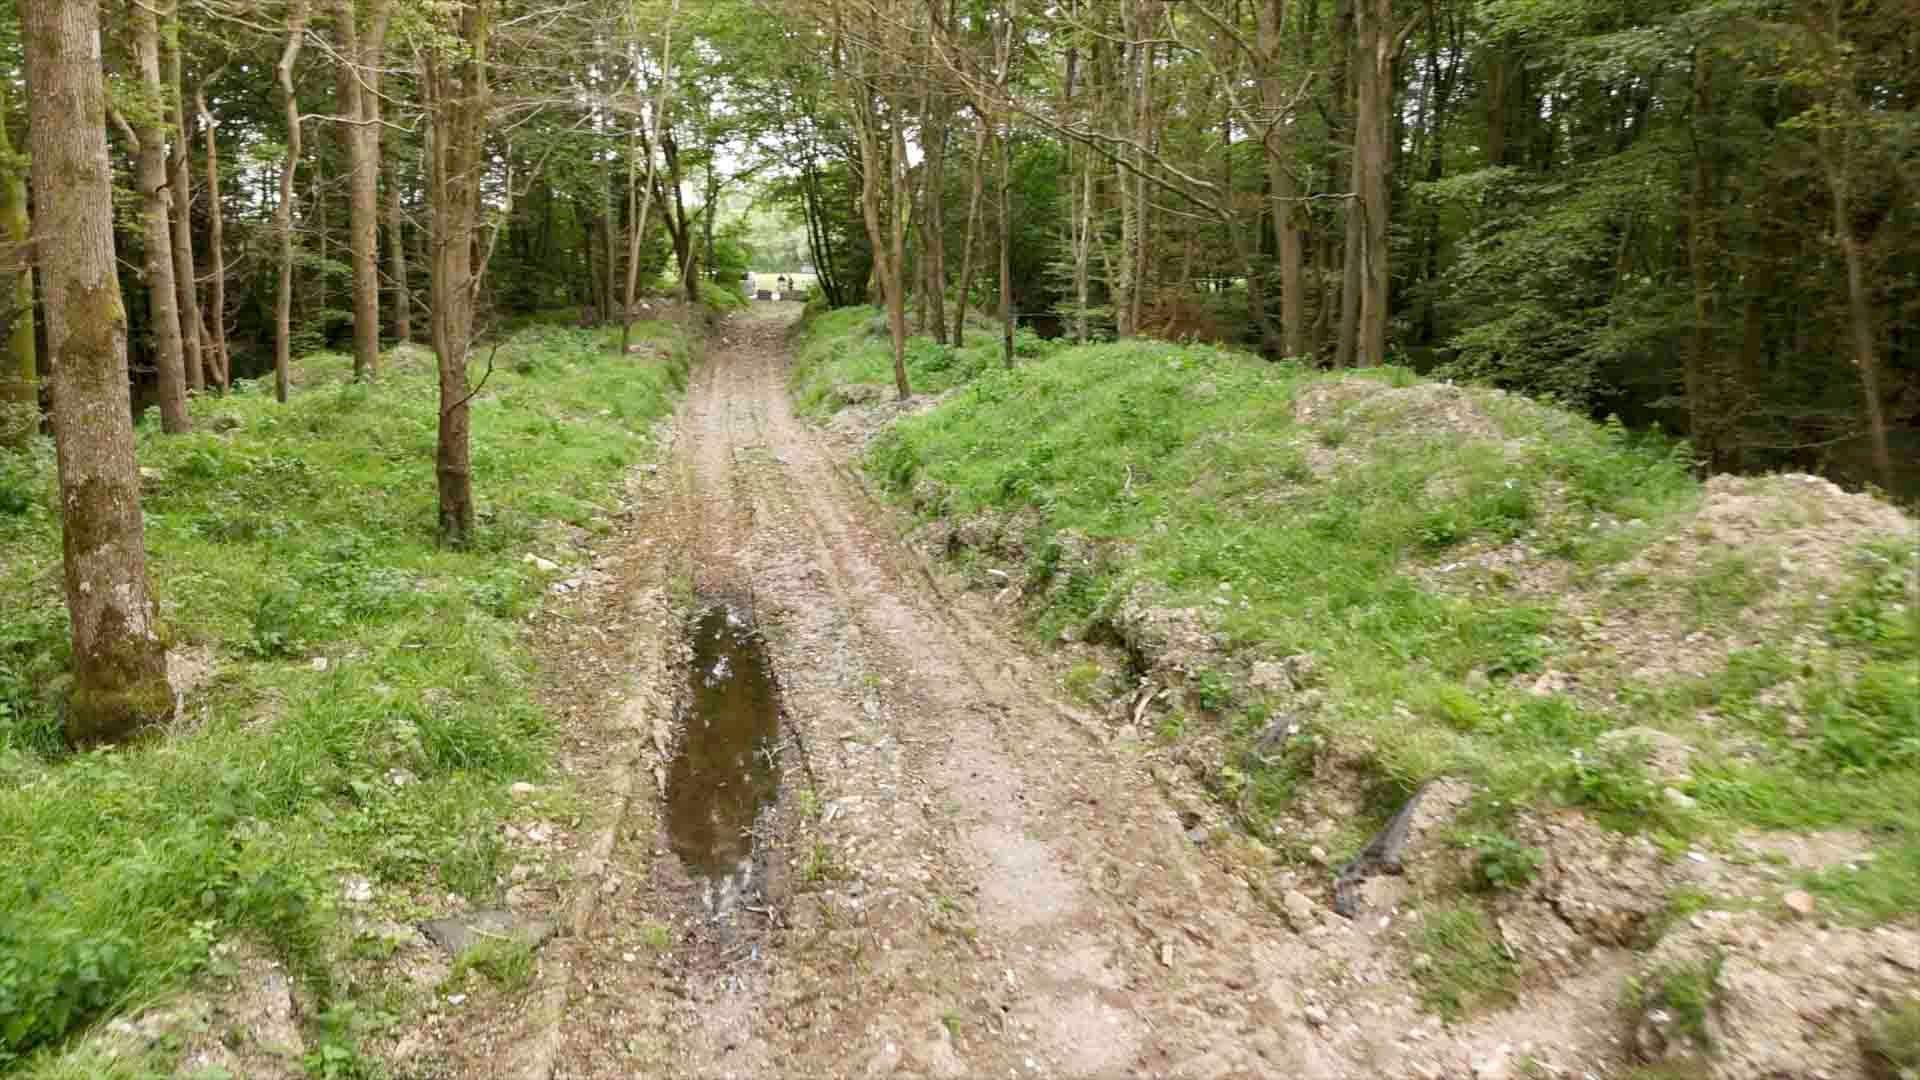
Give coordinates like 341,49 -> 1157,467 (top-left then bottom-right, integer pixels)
3,304 -> 1913,1079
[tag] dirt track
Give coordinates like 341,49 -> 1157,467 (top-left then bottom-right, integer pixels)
395,307 -> 1673,1080
473,306 -> 1326,1079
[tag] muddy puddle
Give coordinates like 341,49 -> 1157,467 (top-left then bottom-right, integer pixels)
665,600 -> 784,916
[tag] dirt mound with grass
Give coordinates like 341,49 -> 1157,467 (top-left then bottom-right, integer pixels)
797,312 -> 1920,1079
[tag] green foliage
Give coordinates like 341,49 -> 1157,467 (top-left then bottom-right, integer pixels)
1465,832 -> 1545,892
1556,740 -> 1662,825
0,923 -> 134,1064
1411,903 -> 1518,1020
1864,998 -> 1920,1080
1061,661 -> 1103,704
449,938 -> 535,993
302,1003 -> 390,1080
1631,951 -> 1725,1050
0,326 -> 685,1066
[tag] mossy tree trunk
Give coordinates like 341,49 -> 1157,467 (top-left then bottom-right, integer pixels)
22,0 -> 174,746
0,77 -> 36,448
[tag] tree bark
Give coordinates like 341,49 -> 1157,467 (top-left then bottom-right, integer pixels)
950,113 -> 988,346
0,76 -> 35,447
385,153 -> 412,342
130,0 -> 191,431
274,0 -> 309,403
1352,0 -> 1393,366
1814,10 -> 1894,491
622,1 -> 677,356
425,0 -> 491,543
197,86 -> 230,390
335,0 -> 392,380
1256,0 -> 1307,357
23,0 -> 174,745
998,124 -> 1013,369
1685,50 -> 1722,471
840,1 -> 910,399
163,13 -> 204,395
923,82 -> 949,344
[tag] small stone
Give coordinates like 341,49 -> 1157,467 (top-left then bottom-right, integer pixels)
1411,953 -> 1433,973
523,554 -> 560,572
1159,942 -> 1175,967
509,781 -> 537,800
387,768 -> 417,787
341,876 -> 373,904
1302,1004 -> 1329,1027
1306,845 -> 1329,866
1249,661 -> 1291,695
1663,787 -> 1697,810
310,656 -> 330,672
1472,1043 -> 1514,1080
419,910 -> 555,957
1281,889 -> 1319,933
1783,890 -> 1817,918
446,993 -> 467,1006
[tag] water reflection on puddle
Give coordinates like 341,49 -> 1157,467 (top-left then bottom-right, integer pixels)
665,602 -> 783,916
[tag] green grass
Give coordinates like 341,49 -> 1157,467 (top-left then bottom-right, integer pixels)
0,323 -> 690,1070
797,307 -> 1920,922
1865,998 -> 1920,1080
447,937 -> 536,993
1411,902 -> 1518,1019
1629,951 -> 1725,1051
789,306 -> 1058,415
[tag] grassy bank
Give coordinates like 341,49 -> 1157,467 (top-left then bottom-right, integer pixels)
800,308 -> 1918,935
789,305 -> 1056,415
0,321 -> 692,1072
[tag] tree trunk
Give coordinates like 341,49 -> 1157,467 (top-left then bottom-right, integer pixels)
622,7 -> 676,354
197,87 -> 230,390
335,0 -> 392,381
0,76 -> 35,447
950,114 -> 988,346
23,0 -> 174,745
275,0 -> 309,403
163,14 -> 204,395
426,0 -> 491,544
1257,0 -> 1307,357
1816,86 -> 1894,489
1352,0 -> 1392,366
385,153 -> 412,342
1335,198 -> 1361,368
1685,51 -> 1722,471
923,86 -> 949,345
998,124 -> 1013,369
1072,163 -> 1093,344
132,0 -> 190,431
888,104 -> 912,394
